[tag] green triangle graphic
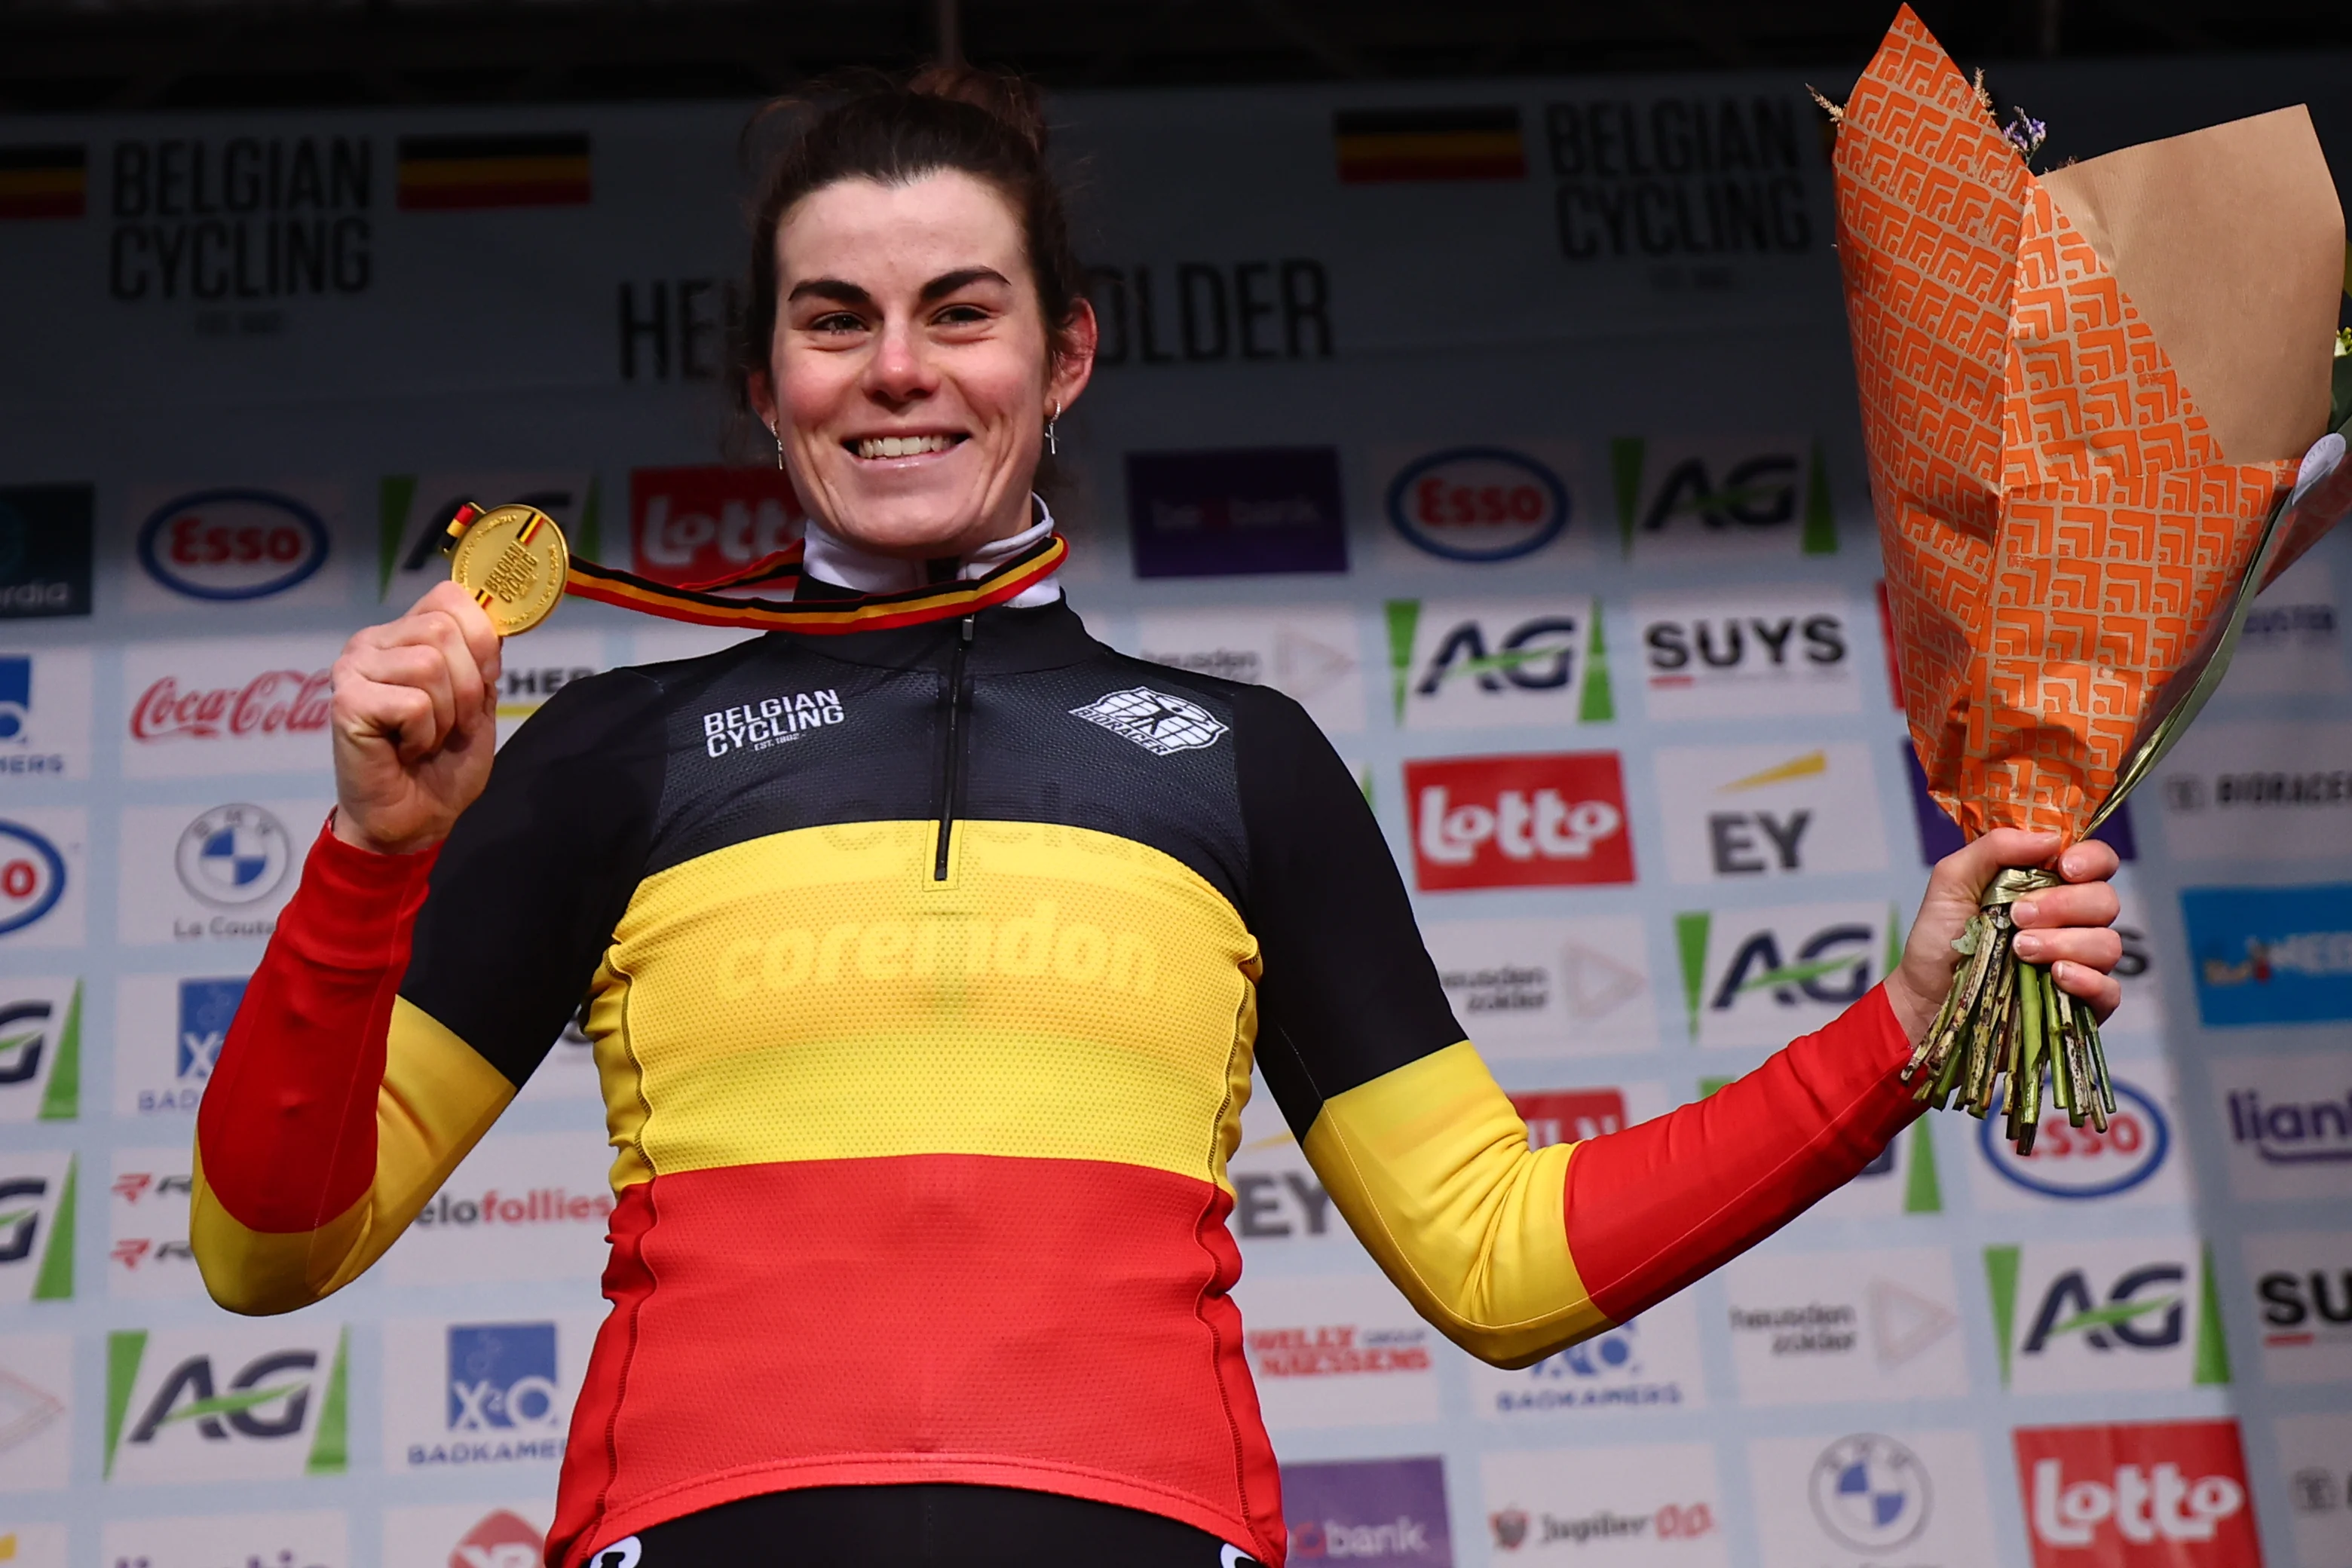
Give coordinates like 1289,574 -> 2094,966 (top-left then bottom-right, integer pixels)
1800,439 -> 1837,555
37,979 -> 79,1122
1383,600 -> 1420,724
1696,1076 -> 1732,1099
32,1156 -> 72,1300
1985,1245 -> 2022,1386
1903,1118 -> 1943,1214
1674,912 -> 1711,1041
376,474 -> 417,598
307,1329 -> 350,1474
577,473 -> 603,562
1579,602 -> 1614,722
2194,1246 -> 2232,1385
1609,437 -> 1645,556
104,1329 -> 146,1477
1355,765 -> 1374,809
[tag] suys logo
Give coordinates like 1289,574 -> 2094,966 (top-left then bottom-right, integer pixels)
1406,752 -> 1633,891
106,1324 -> 349,1482
0,978 -> 81,1122
2182,882 -> 2352,1027
0,819 -> 67,936
1385,446 -> 1572,562
1634,589 -> 1857,721
1674,900 -> 1897,1048
1069,687 -> 1229,757
1810,1433 -> 1931,1552
1609,435 -> 1836,556
2014,1419 -> 2256,1566
175,804 -> 292,908
1987,1239 -> 2229,1392
136,488 -> 331,602
1383,597 -> 1613,727
0,1151 -> 74,1301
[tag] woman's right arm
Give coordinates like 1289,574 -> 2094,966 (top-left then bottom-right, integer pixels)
191,584 -> 663,1314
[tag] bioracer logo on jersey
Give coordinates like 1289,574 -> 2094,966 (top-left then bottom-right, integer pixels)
701,690 -> 844,758
1070,688 -> 1229,756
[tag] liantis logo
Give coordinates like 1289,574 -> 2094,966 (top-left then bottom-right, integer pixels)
2226,1084 -> 2352,1167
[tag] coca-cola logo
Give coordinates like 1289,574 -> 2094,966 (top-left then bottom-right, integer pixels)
2014,1420 -> 2256,1566
131,670 -> 330,743
1405,752 -> 1635,890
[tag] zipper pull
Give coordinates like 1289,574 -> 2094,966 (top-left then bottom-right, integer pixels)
959,613 -> 976,647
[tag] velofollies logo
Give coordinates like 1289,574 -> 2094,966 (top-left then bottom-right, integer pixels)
106,1324 -> 348,1482
1986,1239 -> 2229,1392
1674,901 -> 1900,1048
0,1150 -> 74,1301
1610,436 -> 1836,557
1384,598 -> 1612,727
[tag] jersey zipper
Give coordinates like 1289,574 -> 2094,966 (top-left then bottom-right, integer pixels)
934,614 -> 975,880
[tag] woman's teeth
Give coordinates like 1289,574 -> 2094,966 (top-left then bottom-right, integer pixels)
854,434 -> 958,459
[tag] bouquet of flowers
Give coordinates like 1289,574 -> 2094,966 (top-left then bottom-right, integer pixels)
1826,6 -> 2352,1150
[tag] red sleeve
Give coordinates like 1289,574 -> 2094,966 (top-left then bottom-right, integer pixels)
194,820 -> 439,1233
1564,983 -> 1921,1322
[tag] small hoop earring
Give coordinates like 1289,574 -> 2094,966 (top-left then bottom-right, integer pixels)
1044,400 -> 1060,458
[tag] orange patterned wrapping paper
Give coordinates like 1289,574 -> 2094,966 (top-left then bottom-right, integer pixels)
1832,8 -> 2336,841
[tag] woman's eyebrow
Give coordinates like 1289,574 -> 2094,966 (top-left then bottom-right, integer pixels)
919,267 -> 1012,302
786,277 -> 874,308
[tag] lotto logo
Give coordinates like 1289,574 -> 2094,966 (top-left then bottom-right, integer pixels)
2014,1421 -> 2257,1566
1405,752 -> 1634,891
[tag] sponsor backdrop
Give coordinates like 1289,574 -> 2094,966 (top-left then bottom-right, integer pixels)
2,47 -> 2350,1568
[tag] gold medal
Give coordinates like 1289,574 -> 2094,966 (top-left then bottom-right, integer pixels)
447,503 -> 568,636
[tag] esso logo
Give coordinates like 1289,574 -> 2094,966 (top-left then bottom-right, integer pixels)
1980,1079 -> 2169,1199
1386,448 -> 1570,562
0,819 -> 66,936
136,489 -> 330,602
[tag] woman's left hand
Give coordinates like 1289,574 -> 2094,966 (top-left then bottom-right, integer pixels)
1883,829 -> 2124,1045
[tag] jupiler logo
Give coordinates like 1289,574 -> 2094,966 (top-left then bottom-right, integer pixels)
701,689 -> 844,758
1070,687 -> 1228,756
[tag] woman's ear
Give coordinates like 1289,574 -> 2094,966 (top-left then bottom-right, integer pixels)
746,368 -> 780,435
1047,298 -> 1098,416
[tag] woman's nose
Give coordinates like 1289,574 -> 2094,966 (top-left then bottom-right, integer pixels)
864,318 -> 938,403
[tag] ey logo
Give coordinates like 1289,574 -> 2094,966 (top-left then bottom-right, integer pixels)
1609,436 -> 1836,556
1384,598 -> 1612,728
1674,903 -> 1899,1049
1987,1241 -> 2230,1393
106,1326 -> 349,1482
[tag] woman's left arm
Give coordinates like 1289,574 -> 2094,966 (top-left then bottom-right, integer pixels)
1232,687 -> 2122,1368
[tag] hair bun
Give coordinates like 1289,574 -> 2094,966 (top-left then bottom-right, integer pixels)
904,63 -> 1050,161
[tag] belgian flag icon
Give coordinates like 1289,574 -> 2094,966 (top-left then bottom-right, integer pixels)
0,145 -> 87,220
396,133 -> 592,210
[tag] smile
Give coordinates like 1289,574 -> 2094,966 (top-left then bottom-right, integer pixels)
850,433 -> 964,460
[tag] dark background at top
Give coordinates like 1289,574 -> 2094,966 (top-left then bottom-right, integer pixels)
4,0 -> 2351,115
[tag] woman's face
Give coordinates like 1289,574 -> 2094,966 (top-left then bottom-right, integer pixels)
753,170 -> 1095,559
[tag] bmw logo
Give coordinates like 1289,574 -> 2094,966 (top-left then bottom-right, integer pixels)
1809,1432 -> 1930,1551
175,804 -> 292,908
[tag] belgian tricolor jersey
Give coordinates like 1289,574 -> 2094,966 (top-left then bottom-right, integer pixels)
192,596 -> 1922,1568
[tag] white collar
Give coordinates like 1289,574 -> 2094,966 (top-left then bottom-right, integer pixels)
800,498 -> 1064,609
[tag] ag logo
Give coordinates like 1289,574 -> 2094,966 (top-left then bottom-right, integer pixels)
1988,1240 -> 2228,1392
136,488 -> 330,602
1977,1075 -> 2171,1202
105,1325 -> 349,1482
1610,436 -> 1835,556
1384,447 -> 1571,562
1810,1433 -> 1931,1551
1383,597 -> 1612,727
1654,742 -> 1889,883
174,804 -> 291,908
1674,902 -> 1895,1048
0,819 -> 66,936
0,979 -> 81,1123
0,1152 -> 73,1301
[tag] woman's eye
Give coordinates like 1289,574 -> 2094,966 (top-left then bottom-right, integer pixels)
934,304 -> 989,326
808,312 -> 866,334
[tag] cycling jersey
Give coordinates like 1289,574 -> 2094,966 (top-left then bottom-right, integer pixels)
192,586 -> 1922,1568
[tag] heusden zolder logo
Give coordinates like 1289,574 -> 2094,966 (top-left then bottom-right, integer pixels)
1124,448 -> 1349,578
1384,447 -> 1570,563
629,466 -> 801,588
1609,436 -> 1835,556
2182,882 -> 2352,1027
0,1151 -> 74,1302
2013,1419 -> 2256,1567
1674,900 -> 1896,1049
1405,752 -> 1633,891
1634,589 -> 1857,721
0,484 -> 94,619
136,488 -> 331,601
1810,1433 -> 1932,1554
1279,1453 -> 1453,1566
1385,598 -> 1612,728
0,978 -> 81,1124
106,1324 -> 350,1482
1986,1239 -> 2228,1392
0,819 -> 68,940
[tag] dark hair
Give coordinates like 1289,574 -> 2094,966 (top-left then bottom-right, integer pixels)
731,66 -> 1087,424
